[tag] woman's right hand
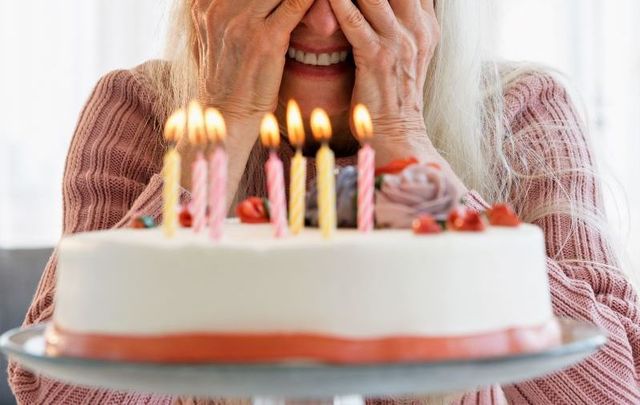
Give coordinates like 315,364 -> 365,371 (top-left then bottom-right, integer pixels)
192,0 -> 314,122
179,0 -> 313,198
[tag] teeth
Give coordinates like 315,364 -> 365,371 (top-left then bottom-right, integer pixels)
317,53 -> 330,66
303,53 -> 317,65
287,46 -> 349,66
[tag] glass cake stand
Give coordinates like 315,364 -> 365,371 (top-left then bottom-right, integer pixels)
1,319 -> 605,404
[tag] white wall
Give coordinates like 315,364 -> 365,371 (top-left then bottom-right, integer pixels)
0,1 -> 171,246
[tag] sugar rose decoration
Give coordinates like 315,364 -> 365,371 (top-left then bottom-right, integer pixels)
375,162 -> 456,229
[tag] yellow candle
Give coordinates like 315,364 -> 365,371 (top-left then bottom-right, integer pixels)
287,100 -> 306,235
162,148 -> 181,237
311,108 -> 336,239
163,109 -> 186,238
289,151 -> 306,234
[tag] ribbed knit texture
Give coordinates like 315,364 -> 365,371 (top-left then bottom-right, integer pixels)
7,61 -> 640,404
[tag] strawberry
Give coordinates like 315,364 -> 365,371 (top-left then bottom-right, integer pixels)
447,208 -> 486,232
179,205 -> 193,228
375,157 -> 419,177
236,197 -> 270,224
412,215 -> 443,235
129,217 -> 146,229
487,203 -> 521,227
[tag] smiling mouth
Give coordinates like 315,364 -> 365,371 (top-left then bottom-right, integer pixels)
287,46 -> 351,66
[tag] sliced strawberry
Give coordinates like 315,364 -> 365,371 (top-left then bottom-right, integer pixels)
236,197 -> 270,224
179,206 -> 193,228
488,203 -> 521,227
412,215 -> 443,235
447,209 -> 486,232
375,157 -> 419,177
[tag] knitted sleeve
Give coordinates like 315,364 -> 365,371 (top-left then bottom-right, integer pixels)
7,65 -> 184,404
454,72 -> 640,404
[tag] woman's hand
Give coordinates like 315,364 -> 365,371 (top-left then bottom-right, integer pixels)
328,0 -> 440,165
179,0 -> 313,199
192,0 -> 314,123
329,0 -> 467,197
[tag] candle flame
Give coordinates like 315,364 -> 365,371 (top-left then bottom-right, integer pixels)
164,108 -> 186,143
353,104 -> 373,141
287,100 -> 305,148
310,108 -> 332,142
260,113 -> 281,149
188,101 -> 207,146
204,108 -> 227,143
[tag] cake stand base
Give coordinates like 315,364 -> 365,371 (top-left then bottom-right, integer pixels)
1,320 -> 606,400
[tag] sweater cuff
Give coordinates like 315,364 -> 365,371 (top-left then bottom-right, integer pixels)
461,190 -> 491,212
115,174 -> 191,228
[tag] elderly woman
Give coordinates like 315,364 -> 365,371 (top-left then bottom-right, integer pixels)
8,0 -> 640,404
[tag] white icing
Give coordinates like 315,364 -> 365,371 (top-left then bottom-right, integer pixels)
54,221 -> 553,338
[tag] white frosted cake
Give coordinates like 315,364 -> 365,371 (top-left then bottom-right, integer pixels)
46,220 -> 560,364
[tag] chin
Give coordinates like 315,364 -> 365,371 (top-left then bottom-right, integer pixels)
279,71 -> 354,119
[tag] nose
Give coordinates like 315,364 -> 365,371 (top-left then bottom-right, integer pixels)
300,0 -> 341,38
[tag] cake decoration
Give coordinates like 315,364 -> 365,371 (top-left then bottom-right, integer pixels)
261,114 -> 288,238
286,100 -> 307,235
447,208 -> 486,232
188,101 -> 208,234
375,156 -> 419,176
162,109 -> 186,238
488,203 -> 521,227
306,166 -> 358,228
311,108 -> 337,239
205,108 -> 228,240
179,204 -> 193,228
129,215 -> 156,229
375,163 -> 457,229
412,214 -> 443,235
236,197 -> 270,224
353,104 -> 375,233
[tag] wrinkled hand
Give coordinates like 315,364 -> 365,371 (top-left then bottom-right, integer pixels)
179,0 -> 314,196
328,0 -> 440,166
192,0 -> 314,123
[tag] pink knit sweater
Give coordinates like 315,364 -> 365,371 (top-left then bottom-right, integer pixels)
7,62 -> 640,404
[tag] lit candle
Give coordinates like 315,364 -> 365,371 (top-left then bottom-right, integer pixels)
310,108 -> 336,239
354,104 -> 375,233
260,113 -> 288,238
188,101 -> 207,234
162,109 -> 186,238
286,100 -> 307,235
205,108 -> 228,241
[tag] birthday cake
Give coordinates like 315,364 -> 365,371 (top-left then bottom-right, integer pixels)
45,102 -> 560,364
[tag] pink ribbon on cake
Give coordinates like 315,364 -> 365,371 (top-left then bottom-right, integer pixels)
375,163 -> 457,228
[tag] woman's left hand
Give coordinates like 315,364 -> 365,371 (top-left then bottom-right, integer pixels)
329,0 -> 468,198
328,0 -> 439,165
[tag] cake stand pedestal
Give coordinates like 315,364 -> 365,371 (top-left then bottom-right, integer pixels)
1,319 -> 606,402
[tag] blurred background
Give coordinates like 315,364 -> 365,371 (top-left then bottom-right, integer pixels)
0,0 -> 639,402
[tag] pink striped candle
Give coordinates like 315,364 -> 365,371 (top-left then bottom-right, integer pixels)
204,107 -> 228,241
192,152 -> 208,233
358,143 -> 375,232
266,151 -> 287,238
260,114 -> 287,238
187,101 -> 208,233
208,147 -> 227,240
353,104 -> 375,233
